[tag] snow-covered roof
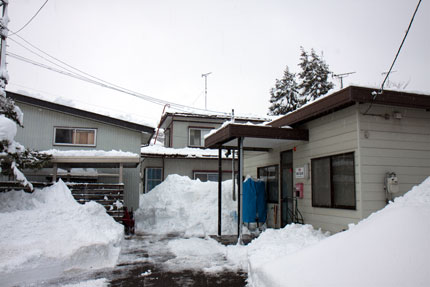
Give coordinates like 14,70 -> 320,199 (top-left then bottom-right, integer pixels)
6,91 -> 156,133
141,145 -> 233,159
269,85 -> 430,128
42,149 -> 139,158
158,111 -> 272,129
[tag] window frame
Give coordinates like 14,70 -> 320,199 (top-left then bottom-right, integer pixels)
145,167 -> 163,193
311,152 -> 356,210
53,127 -> 97,147
194,171 -> 219,182
257,165 -> 279,204
188,127 -> 213,147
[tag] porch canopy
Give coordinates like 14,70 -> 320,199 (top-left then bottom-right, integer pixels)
44,155 -> 140,183
204,123 -> 309,239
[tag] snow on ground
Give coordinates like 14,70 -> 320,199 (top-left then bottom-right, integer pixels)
0,180 -> 124,286
61,278 -> 109,287
165,224 -> 328,274
248,177 -> 430,287
135,174 -> 328,275
135,174 -> 238,236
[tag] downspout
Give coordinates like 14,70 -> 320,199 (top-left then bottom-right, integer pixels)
153,104 -> 170,145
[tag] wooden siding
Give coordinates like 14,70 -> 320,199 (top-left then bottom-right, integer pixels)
14,102 -> 142,210
358,104 -> 430,217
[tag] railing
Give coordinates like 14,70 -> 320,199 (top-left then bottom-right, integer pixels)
0,181 -> 125,222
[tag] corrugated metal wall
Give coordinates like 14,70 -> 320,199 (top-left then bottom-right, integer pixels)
14,102 -> 143,210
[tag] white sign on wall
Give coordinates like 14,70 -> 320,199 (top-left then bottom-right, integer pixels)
295,167 -> 305,178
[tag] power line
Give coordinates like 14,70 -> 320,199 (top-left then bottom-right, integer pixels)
7,34 -> 229,115
379,0 -> 421,93
8,81 -> 158,123
363,0 -> 422,115
9,0 -> 49,36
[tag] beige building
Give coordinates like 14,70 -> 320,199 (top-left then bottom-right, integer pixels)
206,86 -> 430,233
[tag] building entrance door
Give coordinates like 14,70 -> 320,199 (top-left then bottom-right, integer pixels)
281,150 -> 293,227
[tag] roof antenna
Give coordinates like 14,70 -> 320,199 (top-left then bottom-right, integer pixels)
332,72 -> 356,89
202,72 -> 212,110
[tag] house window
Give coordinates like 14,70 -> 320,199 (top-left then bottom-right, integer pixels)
311,152 -> 356,209
258,165 -> 279,204
189,128 -> 212,147
145,168 -> 163,193
194,172 -> 218,182
54,127 -> 96,146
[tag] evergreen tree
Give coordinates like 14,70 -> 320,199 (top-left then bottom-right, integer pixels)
297,47 -> 334,104
0,4 -> 51,189
268,66 -> 299,116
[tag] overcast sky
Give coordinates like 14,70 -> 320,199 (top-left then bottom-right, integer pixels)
6,0 -> 430,127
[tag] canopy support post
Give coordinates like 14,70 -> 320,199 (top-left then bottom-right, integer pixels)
218,147 -> 222,236
237,137 -> 244,241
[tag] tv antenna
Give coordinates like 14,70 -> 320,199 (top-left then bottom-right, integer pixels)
333,71 -> 356,89
202,72 -> 212,110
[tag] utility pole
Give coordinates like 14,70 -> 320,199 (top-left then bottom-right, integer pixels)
333,71 -> 355,89
201,72 -> 211,110
0,0 -> 9,94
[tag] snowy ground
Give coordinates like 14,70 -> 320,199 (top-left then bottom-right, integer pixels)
0,180 -> 123,286
248,177 -> 430,287
3,174 -> 430,286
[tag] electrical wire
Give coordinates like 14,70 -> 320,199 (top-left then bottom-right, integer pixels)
363,0 -> 422,115
8,81 -> 158,123
8,33 -> 229,115
9,0 -> 49,36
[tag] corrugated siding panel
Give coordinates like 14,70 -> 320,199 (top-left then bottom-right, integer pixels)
359,104 -> 430,216
14,102 -> 142,210
244,105 -> 361,233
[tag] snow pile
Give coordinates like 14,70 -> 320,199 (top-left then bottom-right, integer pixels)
0,180 -> 124,286
135,174 -> 238,236
249,177 -> 430,287
165,224 -> 328,273
42,149 -> 139,158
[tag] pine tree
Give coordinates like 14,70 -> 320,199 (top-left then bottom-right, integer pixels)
268,66 -> 300,116
0,3 -> 51,189
297,47 -> 334,104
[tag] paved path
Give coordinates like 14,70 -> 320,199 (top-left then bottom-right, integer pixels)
37,234 -> 247,287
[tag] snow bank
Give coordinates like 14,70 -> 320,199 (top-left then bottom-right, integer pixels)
0,180 -> 124,286
135,174 -> 237,236
249,177 -> 430,287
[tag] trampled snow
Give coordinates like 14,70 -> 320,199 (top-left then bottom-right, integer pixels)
0,180 -> 124,286
135,174 -> 238,236
248,177 -> 430,287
